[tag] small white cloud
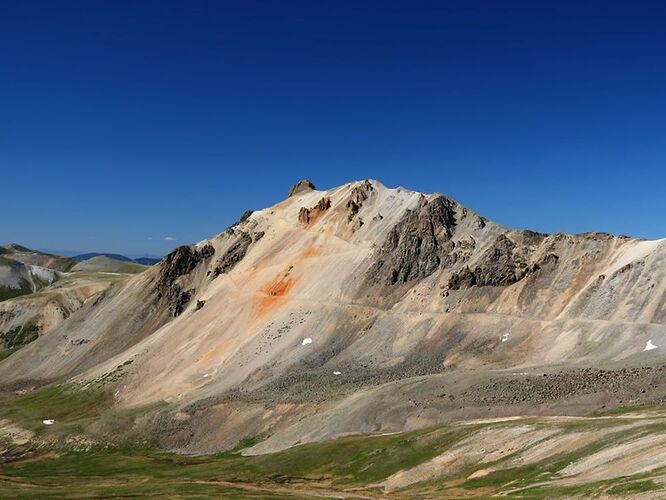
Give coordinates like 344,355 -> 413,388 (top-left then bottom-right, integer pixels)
164,236 -> 176,241
147,237 -> 153,240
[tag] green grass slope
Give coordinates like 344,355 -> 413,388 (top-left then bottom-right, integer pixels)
2,385 -> 666,498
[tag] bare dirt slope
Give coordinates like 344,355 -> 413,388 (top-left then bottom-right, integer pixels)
1,179 -> 665,459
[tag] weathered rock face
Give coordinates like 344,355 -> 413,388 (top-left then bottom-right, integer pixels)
448,235 -> 524,289
156,244 -> 215,316
298,197 -> 331,226
288,179 -> 316,197
212,232 -> 253,278
237,210 -> 254,225
448,233 -> 550,289
345,179 -> 374,225
367,195 -> 458,285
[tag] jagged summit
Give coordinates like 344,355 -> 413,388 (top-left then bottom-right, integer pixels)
287,178 -> 316,197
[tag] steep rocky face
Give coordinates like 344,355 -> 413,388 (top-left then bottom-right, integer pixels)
156,244 -> 215,316
448,234 -> 538,289
367,195 -> 458,284
212,232 -> 253,278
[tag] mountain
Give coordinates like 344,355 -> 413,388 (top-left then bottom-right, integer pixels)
0,244 -> 75,272
0,244 -> 73,301
0,248 -> 150,360
2,180 -> 666,495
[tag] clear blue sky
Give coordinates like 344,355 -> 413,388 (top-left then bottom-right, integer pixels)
2,1 -> 665,256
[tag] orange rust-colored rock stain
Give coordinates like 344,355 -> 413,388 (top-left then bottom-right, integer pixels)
253,265 -> 299,318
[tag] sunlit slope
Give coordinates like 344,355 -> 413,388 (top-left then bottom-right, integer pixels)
1,179 -> 665,454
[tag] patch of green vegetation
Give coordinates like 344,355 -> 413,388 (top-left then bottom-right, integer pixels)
2,415 -> 666,498
114,261 -> 149,273
0,346 -> 20,362
0,428 -> 467,498
0,385 -> 112,433
0,286 -> 31,302
590,403 -> 661,417
218,434 -> 267,456
71,260 -> 147,274
3,386 -> 666,498
1,324 -> 40,349
461,463 -> 544,491
456,418 -> 666,496
207,426 -> 466,485
607,479 -> 661,495
517,476 -> 662,498
0,275 -> 32,302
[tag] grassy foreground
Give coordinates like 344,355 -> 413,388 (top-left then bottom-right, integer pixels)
1,386 -> 666,498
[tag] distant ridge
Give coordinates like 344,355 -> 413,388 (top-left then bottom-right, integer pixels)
73,253 -> 161,266
72,252 -> 133,262
134,257 -> 161,265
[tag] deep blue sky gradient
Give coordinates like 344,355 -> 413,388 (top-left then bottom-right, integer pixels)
2,1 -> 665,255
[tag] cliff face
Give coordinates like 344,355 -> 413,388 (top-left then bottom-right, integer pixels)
2,179 -> 665,454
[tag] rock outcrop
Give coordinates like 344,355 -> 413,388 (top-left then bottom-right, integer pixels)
156,244 -> 215,316
367,195 -> 458,284
212,232 -> 253,278
298,197 -> 331,226
288,179 -> 316,197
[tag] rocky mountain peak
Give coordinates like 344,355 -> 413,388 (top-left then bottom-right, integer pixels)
287,179 -> 316,197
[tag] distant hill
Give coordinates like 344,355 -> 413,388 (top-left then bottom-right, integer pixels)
71,256 -> 148,274
0,243 -> 75,272
73,253 -> 161,266
0,244 -> 66,301
72,253 -> 133,262
133,256 -> 161,265
0,244 -> 156,302
0,243 -> 32,254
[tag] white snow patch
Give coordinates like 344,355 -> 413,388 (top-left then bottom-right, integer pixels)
644,340 -> 658,351
302,338 -> 313,346
333,371 -> 342,375
501,333 -> 510,342
114,390 -> 120,397
42,419 -> 55,425
203,373 -> 210,378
